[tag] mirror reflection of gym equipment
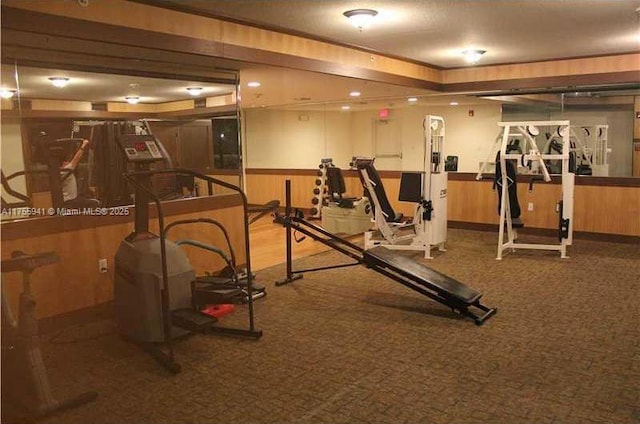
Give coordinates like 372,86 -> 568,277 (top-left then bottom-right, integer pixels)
311,158 -> 372,236
115,131 -> 262,373
543,125 -> 611,177
1,251 -> 98,423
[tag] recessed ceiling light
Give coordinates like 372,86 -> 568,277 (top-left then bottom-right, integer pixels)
343,9 -> 378,31
186,87 -> 203,96
247,81 -> 261,88
408,97 -> 418,102
462,49 -> 486,64
341,105 -> 351,110
450,101 -> 459,106
49,77 -> 70,88
350,91 -> 361,97
125,96 -> 140,104
0,89 -> 16,99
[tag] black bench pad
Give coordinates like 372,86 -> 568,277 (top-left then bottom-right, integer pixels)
363,246 -> 482,304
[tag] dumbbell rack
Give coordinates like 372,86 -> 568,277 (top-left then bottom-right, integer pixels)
310,158 -> 333,219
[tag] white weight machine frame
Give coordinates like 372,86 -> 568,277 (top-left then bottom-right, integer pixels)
361,115 -> 447,259
477,120 -> 575,260
543,125 -> 610,177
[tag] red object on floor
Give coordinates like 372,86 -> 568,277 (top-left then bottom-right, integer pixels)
201,304 -> 235,318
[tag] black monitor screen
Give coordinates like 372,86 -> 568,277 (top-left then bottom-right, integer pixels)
399,172 -> 422,203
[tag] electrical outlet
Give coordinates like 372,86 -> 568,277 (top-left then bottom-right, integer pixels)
527,202 -> 534,212
98,258 -> 108,273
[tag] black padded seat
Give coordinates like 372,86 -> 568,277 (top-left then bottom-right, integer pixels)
355,161 -> 403,222
364,246 -> 482,305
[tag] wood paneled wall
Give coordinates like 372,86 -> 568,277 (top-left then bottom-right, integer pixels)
5,1 -> 637,88
444,53 -> 640,84
1,202 -> 246,319
246,170 -> 640,237
634,96 -> 640,177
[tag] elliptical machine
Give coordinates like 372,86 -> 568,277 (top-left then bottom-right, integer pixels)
114,131 -> 262,374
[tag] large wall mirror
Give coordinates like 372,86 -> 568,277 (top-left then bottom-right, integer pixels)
239,66 -> 638,181
1,61 -> 241,220
240,66 -> 504,174
498,88 -> 637,177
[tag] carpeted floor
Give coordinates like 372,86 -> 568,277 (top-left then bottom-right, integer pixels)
12,229 -> 640,424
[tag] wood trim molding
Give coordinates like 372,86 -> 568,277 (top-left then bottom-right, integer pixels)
449,172 -> 640,187
1,106 -> 234,120
3,4 -> 636,93
449,221 -> 640,244
443,71 -> 640,94
221,44 -> 442,91
246,169 -> 640,187
1,193 -> 242,240
129,0 -> 446,71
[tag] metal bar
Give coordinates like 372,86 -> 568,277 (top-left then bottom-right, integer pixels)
292,216 -> 364,253
282,180 -> 295,282
498,120 -> 570,127
285,222 -> 364,263
294,262 -> 360,274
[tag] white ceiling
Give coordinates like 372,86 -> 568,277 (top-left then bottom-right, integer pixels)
147,0 -> 640,68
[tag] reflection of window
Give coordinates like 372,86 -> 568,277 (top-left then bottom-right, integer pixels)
212,118 -> 240,169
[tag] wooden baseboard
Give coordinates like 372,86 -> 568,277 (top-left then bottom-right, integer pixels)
448,220 -> 640,244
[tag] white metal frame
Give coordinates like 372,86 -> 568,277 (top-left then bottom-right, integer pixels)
542,125 -> 610,177
362,115 -> 447,259
477,120 -> 574,260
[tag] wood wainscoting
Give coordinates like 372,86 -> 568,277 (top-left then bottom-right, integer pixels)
246,169 -> 640,237
1,194 -> 246,319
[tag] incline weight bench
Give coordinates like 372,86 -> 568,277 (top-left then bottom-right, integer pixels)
275,180 -> 496,325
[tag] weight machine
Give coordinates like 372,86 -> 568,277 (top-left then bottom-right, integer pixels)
318,160 -> 372,235
477,121 -> 574,260
355,115 -> 447,259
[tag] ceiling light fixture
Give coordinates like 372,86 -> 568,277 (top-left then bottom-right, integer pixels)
125,96 -> 140,104
186,87 -> 203,96
343,9 -> 378,31
0,89 -> 16,99
408,97 -> 418,103
450,101 -> 459,106
462,49 -> 486,64
247,81 -> 261,88
341,105 -> 351,110
49,77 -> 70,88
350,91 -> 361,97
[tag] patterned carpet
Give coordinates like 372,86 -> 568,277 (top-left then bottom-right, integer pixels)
8,229 -> 640,424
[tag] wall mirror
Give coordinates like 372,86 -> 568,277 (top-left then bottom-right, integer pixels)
1,61 -> 240,220
498,87 -> 637,177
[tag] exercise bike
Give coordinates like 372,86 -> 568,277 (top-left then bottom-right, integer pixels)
1,251 -> 97,423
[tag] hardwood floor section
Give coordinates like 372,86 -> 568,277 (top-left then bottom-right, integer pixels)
249,215 -> 363,271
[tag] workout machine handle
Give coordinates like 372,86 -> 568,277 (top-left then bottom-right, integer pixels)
174,239 -> 236,278
164,217 -> 237,272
